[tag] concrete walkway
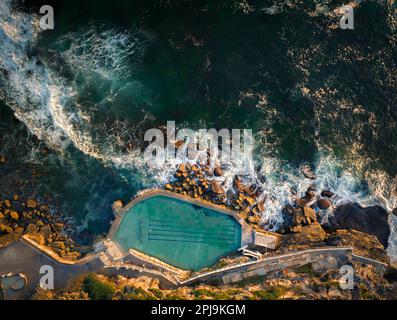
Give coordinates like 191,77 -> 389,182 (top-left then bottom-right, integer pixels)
0,237 -> 104,299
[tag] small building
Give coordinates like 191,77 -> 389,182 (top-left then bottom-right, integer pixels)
252,230 -> 282,250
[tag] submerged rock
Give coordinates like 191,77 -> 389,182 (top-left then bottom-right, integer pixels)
324,203 -> 390,247
302,166 -> 316,180
321,190 -> 334,198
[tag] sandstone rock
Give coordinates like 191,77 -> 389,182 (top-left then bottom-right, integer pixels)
178,163 -> 187,173
326,229 -> 388,263
321,190 -> 334,198
113,200 -> 123,209
165,183 -> 172,190
14,227 -> 24,234
293,208 -> 306,225
62,251 -> 81,261
303,207 -> 317,224
244,185 -> 257,197
295,198 -> 308,208
175,140 -> 185,148
28,233 -> 45,246
324,203 -> 390,247
0,224 -> 13,234
257,201 -> 265,212
211,181 -> 224,194
26,223 -> 39,233
317,198 -> 332,210
248,215 -> 260,224
50,241 -> 66,251
10,211 -> 19,220
26,199 -> 37,208
36,219 -> 45,227
234,179 -> 245,192
214,166 -> 223,177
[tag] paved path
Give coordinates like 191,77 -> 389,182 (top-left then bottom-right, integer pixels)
0,238 -> 104,299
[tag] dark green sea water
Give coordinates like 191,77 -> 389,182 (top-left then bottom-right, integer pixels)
1,0 -> 397,257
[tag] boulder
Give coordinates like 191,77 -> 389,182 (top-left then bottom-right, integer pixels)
178,163 -> 187,173
164,183 -> 172,190
317,198 -> 332,210
302,166 -> 316,180
26,199 -> 37,208
295,198 -> 308,208
214,166 -> 223,177
10,211 -> 19,220
211,181 -> 224,194
234,179 -> 245,192
305,190 -> 316,202
26,223 -> 39,234
321,190 -> 334,198
50,241 -> 66,251
303,207 -> 317,223
257,201 -> 265,212
0,224 -> 13,234
324,203 -> 390,247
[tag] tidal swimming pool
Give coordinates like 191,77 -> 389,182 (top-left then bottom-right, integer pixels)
111,195 -> 242,271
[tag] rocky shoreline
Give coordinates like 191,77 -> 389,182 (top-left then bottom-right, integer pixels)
0,195 -> 85,261
163,162 -> 391,254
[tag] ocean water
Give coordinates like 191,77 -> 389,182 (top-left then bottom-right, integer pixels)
1,0 -> 397,262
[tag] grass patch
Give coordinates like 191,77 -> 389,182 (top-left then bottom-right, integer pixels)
253,286 -> 288,300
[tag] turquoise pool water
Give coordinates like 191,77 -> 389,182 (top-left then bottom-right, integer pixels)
112,195 -> 242,270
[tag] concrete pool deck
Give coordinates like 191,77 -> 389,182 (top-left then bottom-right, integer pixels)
107,190 -> 282,270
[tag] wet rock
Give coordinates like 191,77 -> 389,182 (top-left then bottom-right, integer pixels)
244,185 -> 257,197
324,203 -> 390,247
305,190 -> 316,202
214,166 -> 223,177
303,207 -> 317,224
234,179 -> 245,192
302,166 -> 316,180
295,198 -> 308,208
178,163 -> 187,173
317,198 -> 332,210
257,201 -> 265,212
211,181 -> 224,194
175,140 -> 185,149
321,190 -> 334,198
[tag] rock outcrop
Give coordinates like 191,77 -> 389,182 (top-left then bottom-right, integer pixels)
323,203 -> 390,247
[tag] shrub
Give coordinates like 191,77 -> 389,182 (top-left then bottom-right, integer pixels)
82,274 -> 115,300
